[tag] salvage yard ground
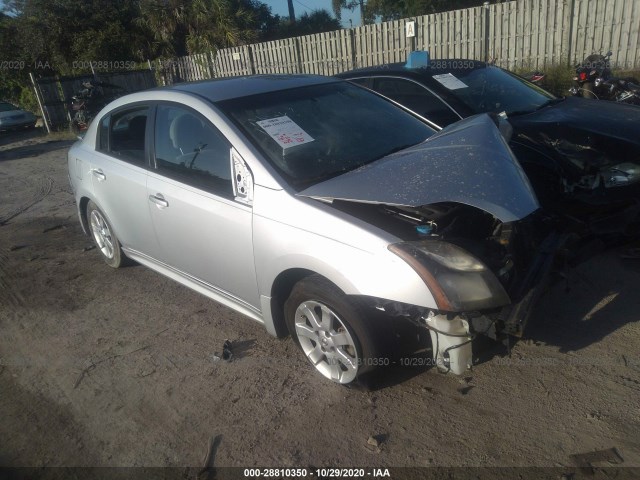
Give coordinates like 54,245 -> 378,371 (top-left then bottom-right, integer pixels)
0,128 -> 639,474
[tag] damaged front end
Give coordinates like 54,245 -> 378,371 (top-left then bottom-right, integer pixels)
299,115 -> 565,374
332,200 -> 563,374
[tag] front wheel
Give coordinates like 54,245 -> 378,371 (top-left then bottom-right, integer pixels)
87,201 -> 125,268
284,275 -> 381,384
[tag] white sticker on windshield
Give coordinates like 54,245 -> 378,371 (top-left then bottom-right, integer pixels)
257,115 -> 315,150
432,73 -> 468,90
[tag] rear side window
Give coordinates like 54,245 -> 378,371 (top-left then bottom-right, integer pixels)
372,77 -> 460,127
97,106 -> 149,166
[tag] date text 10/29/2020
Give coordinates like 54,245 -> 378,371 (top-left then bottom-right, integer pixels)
244,468 -> 391,478
325,356 -> 447,368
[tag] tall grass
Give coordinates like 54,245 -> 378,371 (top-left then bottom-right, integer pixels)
514,62 -> 640,97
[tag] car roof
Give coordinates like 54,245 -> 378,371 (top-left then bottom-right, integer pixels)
160,74 -> 340,103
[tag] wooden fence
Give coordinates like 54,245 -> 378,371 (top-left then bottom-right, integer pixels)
155,0 -> 640,84
32,70 -> 157,131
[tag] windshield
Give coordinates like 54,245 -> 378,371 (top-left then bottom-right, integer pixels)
218,82 -> 435,189
0,102 -> 19,112
432,66 -> 556,115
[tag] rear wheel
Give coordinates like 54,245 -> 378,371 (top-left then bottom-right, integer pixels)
87,201 -> 125,268
284,275 -> 380,384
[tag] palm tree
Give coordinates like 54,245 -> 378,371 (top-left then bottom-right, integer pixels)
287,0 -> 295,23
138,0 -> 256,57
331,0 -> 365,25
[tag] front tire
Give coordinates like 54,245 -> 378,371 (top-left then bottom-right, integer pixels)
87,200 -> 125,268
284,275 -> 380,384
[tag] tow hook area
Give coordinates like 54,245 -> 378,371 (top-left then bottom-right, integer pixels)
423,312 -> 473,375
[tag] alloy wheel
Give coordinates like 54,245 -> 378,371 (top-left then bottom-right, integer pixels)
294,300 -> 359,384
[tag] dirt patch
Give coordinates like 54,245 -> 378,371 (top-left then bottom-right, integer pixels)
0,133 -> 639,471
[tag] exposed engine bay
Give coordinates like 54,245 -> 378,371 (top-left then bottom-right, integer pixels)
330,199 -> 563,374
509,115 -> 640,212
332,199 -> 547,299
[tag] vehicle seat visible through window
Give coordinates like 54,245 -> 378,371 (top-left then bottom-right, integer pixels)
170,113 -> 205,158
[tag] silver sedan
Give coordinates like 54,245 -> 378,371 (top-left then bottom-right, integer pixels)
67,75 -> 556,384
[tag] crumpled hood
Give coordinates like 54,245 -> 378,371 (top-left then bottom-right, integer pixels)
299,114 -> 540,223
509,96 -> 640,141
509,97 -> 640,172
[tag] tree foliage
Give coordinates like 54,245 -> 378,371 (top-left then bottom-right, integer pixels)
137,0 -> 262,57
365,0 -> 487,21
0,0 -> 487,106
270,10 -> 342,40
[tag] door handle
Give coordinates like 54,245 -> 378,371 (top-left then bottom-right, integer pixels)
149,194 -> 169,208
90,169 -> 106,181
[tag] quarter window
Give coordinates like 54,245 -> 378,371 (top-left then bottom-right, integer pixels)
153,105 -> 233,198
372,78 -> 460,127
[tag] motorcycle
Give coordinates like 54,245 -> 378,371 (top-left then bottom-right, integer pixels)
569,50 -> 640,104
570,51 -> 612,99
69,80 -> 123,133
598,76 -> 640,105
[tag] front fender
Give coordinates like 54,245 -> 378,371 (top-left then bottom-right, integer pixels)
252,188 -> 437,310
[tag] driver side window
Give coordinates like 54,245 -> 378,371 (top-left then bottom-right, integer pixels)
154,104 -> 233,198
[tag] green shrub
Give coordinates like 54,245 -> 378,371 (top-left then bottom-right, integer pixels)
18,86 -> 40,114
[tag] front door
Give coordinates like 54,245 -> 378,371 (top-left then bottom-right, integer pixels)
146,103 -> 260,309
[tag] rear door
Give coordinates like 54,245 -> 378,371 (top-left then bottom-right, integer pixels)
146,103 -> 259,309
89,105 -> 160,258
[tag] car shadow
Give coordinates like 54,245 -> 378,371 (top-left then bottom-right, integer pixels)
355,247 -> 640,390
357,331 -> 506,391
0,139 -> 75,162
0,126 -> 46,147
524,246 -> 640,352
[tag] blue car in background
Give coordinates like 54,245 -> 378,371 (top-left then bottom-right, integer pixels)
0,101 -> 37,131
338,53 -> 640,224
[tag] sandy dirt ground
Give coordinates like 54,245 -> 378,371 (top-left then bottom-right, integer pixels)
1,128 -> 639,476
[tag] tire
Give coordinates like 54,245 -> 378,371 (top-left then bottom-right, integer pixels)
582,81 -> 596,99
86,201 -> 125,268
284,275 -> 381,384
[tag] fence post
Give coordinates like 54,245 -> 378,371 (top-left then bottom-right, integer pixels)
482,1 -> 490,62
212,50 -> 218,78
565,0 -> 576,66
348,28 -> 356,69
293,37 -> 304,74
246,45 -> 256,75
29,72 -> 51,134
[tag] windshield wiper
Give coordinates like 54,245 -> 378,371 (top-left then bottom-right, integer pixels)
507,97 -> 566,116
